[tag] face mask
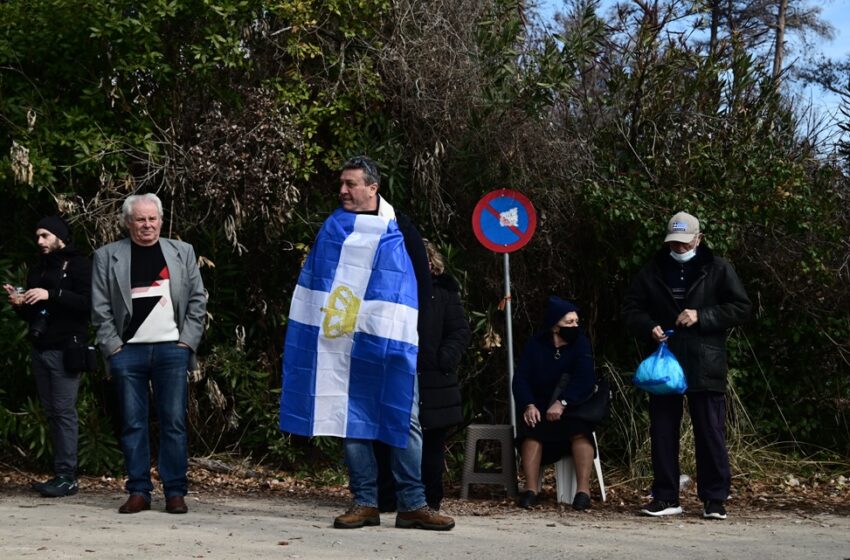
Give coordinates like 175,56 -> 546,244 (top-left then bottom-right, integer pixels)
558,326 -> 580,343
670,248 -> 697,263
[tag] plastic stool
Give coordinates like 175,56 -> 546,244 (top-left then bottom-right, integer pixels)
554,432 -> 606,503
460,424 -> 518,499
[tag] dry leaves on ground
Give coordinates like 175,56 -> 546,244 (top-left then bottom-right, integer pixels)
2,459 -> 848,518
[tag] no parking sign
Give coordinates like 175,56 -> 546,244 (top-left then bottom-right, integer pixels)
470,189 -> 536,430
472,189 -> 537,253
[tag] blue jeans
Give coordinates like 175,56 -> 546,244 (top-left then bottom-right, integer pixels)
109,342 -> 190,500
344,384 -> 427,512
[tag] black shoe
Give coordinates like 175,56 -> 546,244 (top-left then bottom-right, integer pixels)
572,491 -> 592,511
31,478 -> 52,492
703,500 -> 727,520
39,476 -> 78,498
517,490 -> 538,509
640,499 -> 682,517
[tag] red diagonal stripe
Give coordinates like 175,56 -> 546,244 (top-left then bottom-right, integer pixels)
484,204 -> 524,238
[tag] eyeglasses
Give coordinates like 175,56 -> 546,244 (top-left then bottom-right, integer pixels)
345,156 -> 378,178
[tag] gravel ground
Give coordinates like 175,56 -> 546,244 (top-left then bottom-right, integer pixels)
1,484 -> 849,560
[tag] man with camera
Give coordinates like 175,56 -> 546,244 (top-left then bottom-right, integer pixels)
3,216 -> 92,498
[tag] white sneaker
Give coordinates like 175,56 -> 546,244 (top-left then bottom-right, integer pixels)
703,500 -> 727,520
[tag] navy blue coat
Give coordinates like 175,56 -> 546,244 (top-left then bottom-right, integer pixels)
512,330 -> 596,411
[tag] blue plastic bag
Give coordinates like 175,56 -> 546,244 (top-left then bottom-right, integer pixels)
633,339 -> 688,395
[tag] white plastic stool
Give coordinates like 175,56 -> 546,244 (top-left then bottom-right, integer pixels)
554,432 -> 606,503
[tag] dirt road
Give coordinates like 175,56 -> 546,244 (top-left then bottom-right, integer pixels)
1,489 -> 848,559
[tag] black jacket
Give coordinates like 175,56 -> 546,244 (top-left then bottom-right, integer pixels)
21,247 -> 92,350
622,245 -> 751,392
388,209 -> 431,335
417,274 -> 471,429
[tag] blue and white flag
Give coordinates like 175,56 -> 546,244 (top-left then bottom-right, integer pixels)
279,197 -> 419,448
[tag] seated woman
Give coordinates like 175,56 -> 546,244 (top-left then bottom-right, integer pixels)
512,296 -> 598,510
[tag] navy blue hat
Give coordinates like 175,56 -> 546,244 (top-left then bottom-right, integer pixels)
545,296 -> 578,328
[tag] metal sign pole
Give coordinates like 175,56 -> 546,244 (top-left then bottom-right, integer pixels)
504,252 -> 516,431
468,189 -> 535,501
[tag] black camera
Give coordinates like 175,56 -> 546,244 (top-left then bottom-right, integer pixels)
29,308 -> 50,339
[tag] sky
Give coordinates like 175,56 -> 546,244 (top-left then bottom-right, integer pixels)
537,1 -> 850,59
536,0 -> 850,144
816,1 -> 850,61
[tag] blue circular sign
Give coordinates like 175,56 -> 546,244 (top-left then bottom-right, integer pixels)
472,189 -> 537,253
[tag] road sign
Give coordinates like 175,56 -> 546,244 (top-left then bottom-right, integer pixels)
472,189 -> 537,253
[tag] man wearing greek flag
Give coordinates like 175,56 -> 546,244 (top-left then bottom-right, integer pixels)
280,156 -> 455,531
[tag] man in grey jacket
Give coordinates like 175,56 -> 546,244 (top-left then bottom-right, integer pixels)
623,211 -> 751,520
92,193 -> 206,515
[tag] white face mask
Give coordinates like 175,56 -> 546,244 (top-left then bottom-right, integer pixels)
670,248 -> 697,263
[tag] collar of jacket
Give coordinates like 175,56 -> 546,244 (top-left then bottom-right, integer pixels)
38,246 -> 80,266
649,243 -> 715,303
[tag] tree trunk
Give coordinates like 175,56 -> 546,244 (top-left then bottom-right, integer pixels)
709,0 -> 720,57
772,0 -> 788,84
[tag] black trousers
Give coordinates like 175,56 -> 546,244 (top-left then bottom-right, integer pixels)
649,391 -> 730,502
376,427 -> 449,511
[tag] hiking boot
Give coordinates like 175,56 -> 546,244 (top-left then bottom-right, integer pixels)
395,506 -> 455,531
334,505 -> 380,529
640,499 -> 682,517
517,490 -> 538,509
572,491 -> 592,511
39,476 -> 78,498
703,500 -> 727,520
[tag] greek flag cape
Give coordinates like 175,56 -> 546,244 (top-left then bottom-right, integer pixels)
279,197 -> 419,448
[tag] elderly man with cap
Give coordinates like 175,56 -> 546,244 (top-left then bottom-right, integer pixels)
4,216 -> 92,497
622,211 -> 751,520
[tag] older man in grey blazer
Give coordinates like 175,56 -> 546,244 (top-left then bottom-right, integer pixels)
92,193 -> 206,515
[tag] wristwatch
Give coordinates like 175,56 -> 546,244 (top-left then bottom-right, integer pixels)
559,399 -> 568,407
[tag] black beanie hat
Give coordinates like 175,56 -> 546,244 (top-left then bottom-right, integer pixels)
36,216 -> 71,244
545,296 -> 579,328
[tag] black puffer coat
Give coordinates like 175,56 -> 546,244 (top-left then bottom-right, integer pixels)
417,274 -> 471,429
622,245 -> 751,392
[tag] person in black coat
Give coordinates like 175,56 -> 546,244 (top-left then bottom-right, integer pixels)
512,296 -> 597,511
622,211 -> 751,520
377,240 -> 471,511
4,216 -> 91,498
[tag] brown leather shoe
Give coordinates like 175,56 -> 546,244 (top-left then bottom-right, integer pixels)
165,496 -> 188,514
395,506 -> 455,531
333,505 -> 380,528
118,495 -> 151,514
